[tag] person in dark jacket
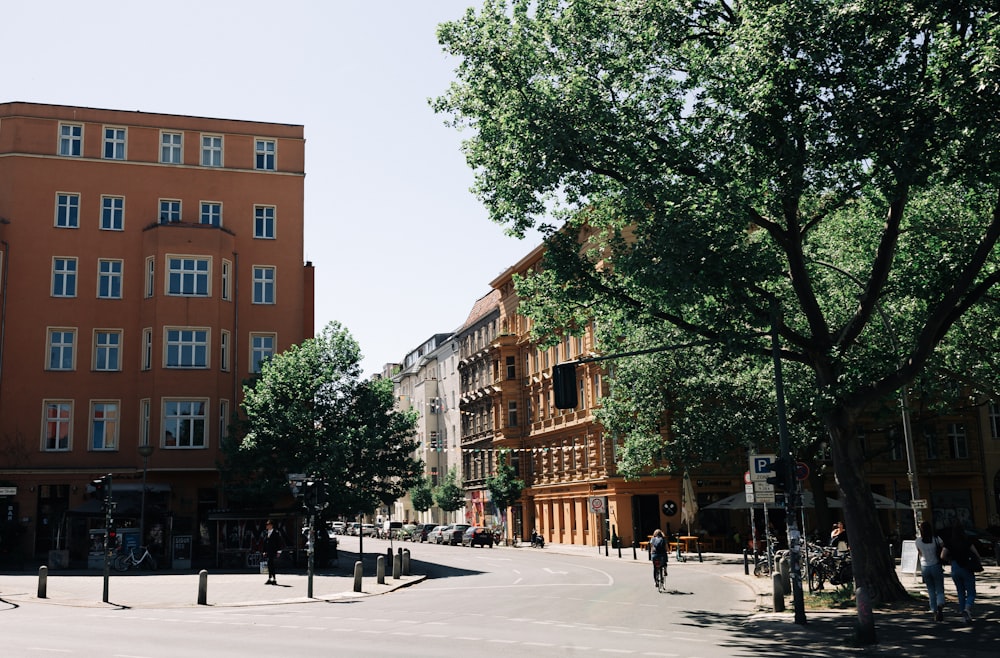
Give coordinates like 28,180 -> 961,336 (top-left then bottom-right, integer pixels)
263,520 -> 284,585
943,523 -> 980,624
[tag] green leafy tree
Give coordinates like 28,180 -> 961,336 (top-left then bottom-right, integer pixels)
486,454 -> 525,540
223,321 -> 423,517
409,477 -> 434,513
433,467 -> 466,513
436,0 -> 1000,623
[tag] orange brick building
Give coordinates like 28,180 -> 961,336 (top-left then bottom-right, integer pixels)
0,102 -> 313,566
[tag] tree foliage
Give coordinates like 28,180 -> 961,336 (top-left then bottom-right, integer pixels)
409,477 -> 435,513
433,467 -> 466,513
436,0 -> 1000,615
485,453 -> 526,511
223,321 -> 423,517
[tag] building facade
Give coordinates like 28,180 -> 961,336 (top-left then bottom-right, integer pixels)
0,102 -> 313,567
391,333 -> 462,525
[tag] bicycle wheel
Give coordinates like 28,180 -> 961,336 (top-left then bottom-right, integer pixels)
112,554 -> 130,572
808,560 -> 825,591
754,557 -> 771,577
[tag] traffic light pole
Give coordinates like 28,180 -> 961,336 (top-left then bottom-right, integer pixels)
770,303 -> 806,625
102,475 -> 112,604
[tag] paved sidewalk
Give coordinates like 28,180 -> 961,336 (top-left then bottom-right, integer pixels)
0,556 -> 423,609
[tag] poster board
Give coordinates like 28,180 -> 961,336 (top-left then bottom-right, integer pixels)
900,540 -> 919,575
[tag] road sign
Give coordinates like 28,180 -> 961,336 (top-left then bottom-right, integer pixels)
749,454 -> 777,481
588,496 -> 607,514
744,471 -> 752,485
745,483 -> 755,503
911,499 -> 928,509
0,487 -> 16,496
794,461 -> 809,481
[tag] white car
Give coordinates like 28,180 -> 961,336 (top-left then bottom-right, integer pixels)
329,521 -> 346,534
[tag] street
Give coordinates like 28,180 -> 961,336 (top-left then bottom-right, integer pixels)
1,537 -> 770,658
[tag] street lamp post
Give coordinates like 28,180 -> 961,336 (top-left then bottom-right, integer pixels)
138,444 -> 154,547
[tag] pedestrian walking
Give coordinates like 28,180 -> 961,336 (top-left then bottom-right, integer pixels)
942,523 -> 981,624
914,521 -> 946,621
263,519 -> 285,585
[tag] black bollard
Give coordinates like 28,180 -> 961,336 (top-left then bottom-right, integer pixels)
37,565 -> 48,599
198,569 -> 208,605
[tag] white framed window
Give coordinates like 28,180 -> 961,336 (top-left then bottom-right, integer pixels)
166,256 -> 210,296
220,329 -> 230,371
923,426 -> 939,460
145,256 -> 155,298
255,139 -> 276,170
252,266 -> 275,304
161,131 -> 182,164
103,126 -> 126,160
162,399 -> 207,448
889,428 -> 903,461
59,123 -> 83,157
200,201 -> 222,226
55,193 -> 80,228
990,402 -> 1000,440
165,327 -> 209,368
100,196 -> 124,230
97,259 -> 123,299
47,328 -> 76,370
90,401 -> 119,450
219,399 -> 230,441
201,134 -> 223,167
52,257 -> 78,297
947,423 -> 969,459
43,400 -> 73,451
140,398 -> 151,447
159,199 -> 181,223
221,259 -> 232,301
141,327 -> 152,370
250,333 -> 275,373
93,330 -> 122,371
254,205 -> 275,239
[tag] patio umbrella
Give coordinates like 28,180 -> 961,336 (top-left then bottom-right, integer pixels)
680,471 -> 699,536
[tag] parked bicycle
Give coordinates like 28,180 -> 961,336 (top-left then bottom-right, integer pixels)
807,542 -> 852,591
113,545 -> 158,571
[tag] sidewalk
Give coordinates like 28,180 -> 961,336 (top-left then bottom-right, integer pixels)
0,553 -> 424,609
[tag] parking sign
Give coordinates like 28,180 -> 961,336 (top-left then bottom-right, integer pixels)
749,454 -> 777,481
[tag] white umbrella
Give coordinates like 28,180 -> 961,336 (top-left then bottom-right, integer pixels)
680,471 -> 699,536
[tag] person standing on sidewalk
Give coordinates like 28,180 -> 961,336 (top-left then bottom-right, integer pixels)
943,523 -> 981,624
914,521 -> 946,621
263,520 -> 284,585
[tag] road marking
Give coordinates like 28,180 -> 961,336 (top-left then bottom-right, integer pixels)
544,567 -> 569,574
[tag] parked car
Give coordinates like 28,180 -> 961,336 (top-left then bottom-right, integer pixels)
462,526 -> 494,548
412,523 -> 438,542
397,523 -> 418,541
361,523 -> 376,536
329,521 -> 347,535
427,525 -> 450,544
446,523 -> 471,546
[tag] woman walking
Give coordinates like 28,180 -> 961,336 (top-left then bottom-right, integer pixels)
943,523 -> 981,624
914,521 -> 946,621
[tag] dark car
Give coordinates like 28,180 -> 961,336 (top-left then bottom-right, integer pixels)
446,523 -> 471,545
462,526 -> 494,548
412,523 -> 438,542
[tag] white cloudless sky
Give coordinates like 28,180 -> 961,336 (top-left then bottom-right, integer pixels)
3,0 -> 541,376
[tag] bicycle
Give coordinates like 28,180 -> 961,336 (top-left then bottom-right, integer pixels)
113,545 -> 158,571
652,555 -> 668,592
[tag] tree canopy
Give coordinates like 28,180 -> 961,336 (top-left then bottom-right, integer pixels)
436,0 -> 1000,622
223,321 -> 423,517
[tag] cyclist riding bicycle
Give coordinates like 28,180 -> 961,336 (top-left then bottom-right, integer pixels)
648,529 -> 669,592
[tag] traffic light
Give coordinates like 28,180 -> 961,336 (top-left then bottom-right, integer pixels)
90,476 -> 107,499
766,457 -> 793,492
106,522 -> 117,549
302,479 -> 329,513
553,363 -> 578,409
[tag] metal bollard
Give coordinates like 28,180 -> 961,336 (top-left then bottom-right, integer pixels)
772,572 -> 785,612
376,554 -> 386,584
402,549 -> 410,575
353,560 -> 363,592
392,552 -> 401,580
779,555 -> 790,594
743,548 -> 750,575
37,565 -> 48,599
198,569 -> 208,605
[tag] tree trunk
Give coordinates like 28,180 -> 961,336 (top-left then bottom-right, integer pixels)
827,421 -> 909,603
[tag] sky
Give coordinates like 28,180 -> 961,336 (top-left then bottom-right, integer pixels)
3,0 -> 541,376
